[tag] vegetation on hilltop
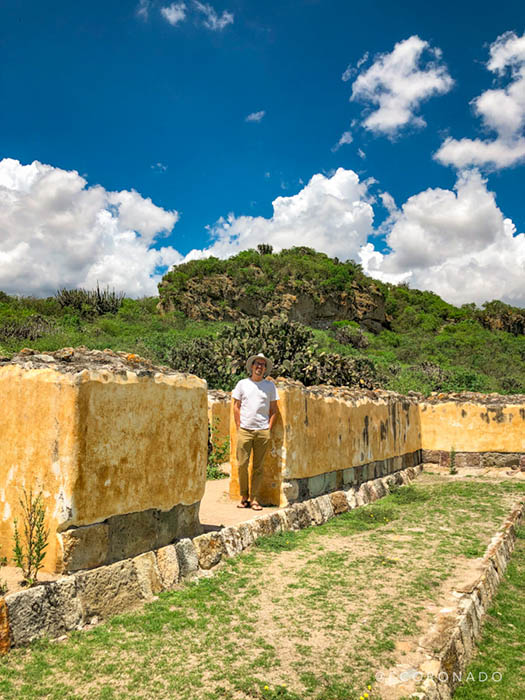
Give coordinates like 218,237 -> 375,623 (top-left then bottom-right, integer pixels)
1,247 -> 524,394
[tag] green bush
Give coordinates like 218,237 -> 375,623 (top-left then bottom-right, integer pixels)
170,315 -> 377,390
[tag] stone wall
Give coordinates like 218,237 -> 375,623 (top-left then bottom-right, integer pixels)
0,349 -> 208,574
230,380 -> 422,506
420,394 -> 525,469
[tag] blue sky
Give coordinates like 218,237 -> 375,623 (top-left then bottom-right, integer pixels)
1,0 -> 524,305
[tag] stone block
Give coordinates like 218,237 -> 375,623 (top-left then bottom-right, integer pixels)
307,472 -> 337,498
373,479 -> 387,499
344,488 -> 357,510
237,522 -> 255,549
330,491 -> 349,515
176,502 -> 202,539
6,578 -> 82,645
342,467 -> 355,485
279,508 -> 299,531
481,452 -> 520,469
156,544 -> 180,589
107,510 -> 158,563
220,526 -> 243,557
175,539 -> 199,578
59,523 -> 109,572
357,483 -> 371,505
76,559 -> 144,620
253,514 -> 275,538
455,452 -> 481,468
133,551 -> 162,599
316,494 -> 335,522
291,502 -> 313,529
305,498 -> 324,525
193,532 -> 225,569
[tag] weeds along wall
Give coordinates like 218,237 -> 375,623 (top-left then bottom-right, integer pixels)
230,380 -> 422,506
0,351 -> 208,574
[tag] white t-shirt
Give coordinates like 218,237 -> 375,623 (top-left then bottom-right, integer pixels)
232,378 -> 279,430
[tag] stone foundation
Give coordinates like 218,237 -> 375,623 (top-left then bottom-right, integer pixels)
423,449 -> 525,470
58,502 -> 201,573
283,449 -> 422,503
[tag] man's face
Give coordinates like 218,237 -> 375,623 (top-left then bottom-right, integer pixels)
251,359 -> 267,380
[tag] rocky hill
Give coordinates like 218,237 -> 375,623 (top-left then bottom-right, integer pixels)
158,245 -> 525,337
158,246 -> 388,332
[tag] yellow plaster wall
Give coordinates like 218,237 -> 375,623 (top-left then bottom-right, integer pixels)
281,385 -> 421,480
419,401 -> 525,453
0,365 -> 208,572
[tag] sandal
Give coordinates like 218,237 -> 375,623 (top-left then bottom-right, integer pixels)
251,502 -> 263,511
237,500 -> 251,509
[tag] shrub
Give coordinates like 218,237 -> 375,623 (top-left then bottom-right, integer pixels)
12,489 -> 49,587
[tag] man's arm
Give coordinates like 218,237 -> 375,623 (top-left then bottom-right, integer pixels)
233,398 -> 241,430
268,400 -> 279,430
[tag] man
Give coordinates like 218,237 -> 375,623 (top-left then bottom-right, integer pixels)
232,353 -> 279,510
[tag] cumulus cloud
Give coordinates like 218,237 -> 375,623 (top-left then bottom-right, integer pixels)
245,110 -> 265,123
331,130 -> 353,152
435,31 -> 525,170
360,169 -> 525,306
182,168 -> 375,262
350,36 -> 453,136
0,159 -> 181,297
160,2 -> 187,25
193,1 -> 233,30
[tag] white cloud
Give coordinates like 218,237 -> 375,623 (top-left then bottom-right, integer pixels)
331,130 -> 353,152
193,1 -> 233,30
160,2 -> 187,26
435,31 -> 525,170
136,0 -> 151,20
360,169 -> 525,306
151,162 -> 168,172
182,168 -> 375,262
0,159 -> 181,297
245,110 -> 265,123
357,148 -> 366,159
350,36 -> 453,136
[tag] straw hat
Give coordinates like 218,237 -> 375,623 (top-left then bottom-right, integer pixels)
245,352 -> 274,377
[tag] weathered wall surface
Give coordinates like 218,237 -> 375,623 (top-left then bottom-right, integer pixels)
419,394 -> 525,469
207,390 -> 231,447
0,350 -> 208,573
230,379 -> 421,506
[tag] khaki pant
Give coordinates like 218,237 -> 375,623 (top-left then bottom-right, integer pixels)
236,427 -> 271,501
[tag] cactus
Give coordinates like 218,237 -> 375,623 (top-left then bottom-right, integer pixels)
170,314 -> 377,390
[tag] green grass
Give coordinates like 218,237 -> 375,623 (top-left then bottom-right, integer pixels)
453,527 -> 525,700
0,475 -> 523,700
